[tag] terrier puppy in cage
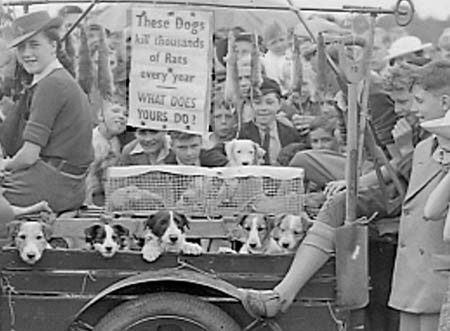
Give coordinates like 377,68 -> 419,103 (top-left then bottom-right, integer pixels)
84,223 -> 131,258
141,210 -> 203,262
271,212 -> 313,253
225,139 -> 266,166
238,213 -> 283,254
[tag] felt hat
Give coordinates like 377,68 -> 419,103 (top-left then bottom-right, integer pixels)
420,110 -> 450,138
263,20 -> 287,44
260,77 -> 281,97
9,11 -> 63,48
384,36 -> 432,62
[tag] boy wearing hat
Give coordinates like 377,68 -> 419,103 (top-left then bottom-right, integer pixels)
1,11 -> 94,213
238,78 -> 302,165
385,36 -> 432,67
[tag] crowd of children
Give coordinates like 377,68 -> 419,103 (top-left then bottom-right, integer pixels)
2,5 -> 450,331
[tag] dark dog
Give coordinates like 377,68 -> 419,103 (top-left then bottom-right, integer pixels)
141,210 -> 202,262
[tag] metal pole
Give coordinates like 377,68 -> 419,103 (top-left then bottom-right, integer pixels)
346,82 -> 359,223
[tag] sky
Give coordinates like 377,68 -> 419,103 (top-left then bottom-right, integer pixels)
14,0 -> 450,21
296,0 -> 450,20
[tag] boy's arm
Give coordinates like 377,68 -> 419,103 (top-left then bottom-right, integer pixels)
4,142 -> 41,172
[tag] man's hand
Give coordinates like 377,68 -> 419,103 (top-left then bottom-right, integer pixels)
392,118 -> 414,156
324,180 -> 347,198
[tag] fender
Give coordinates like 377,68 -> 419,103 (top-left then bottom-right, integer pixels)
73,268 -> 244,324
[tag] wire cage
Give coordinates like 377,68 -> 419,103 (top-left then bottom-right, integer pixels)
105,165 -> 305,217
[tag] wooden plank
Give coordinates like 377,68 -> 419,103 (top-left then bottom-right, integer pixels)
0,249 -> 334,275
1,269 -> 335,300
1,295 -> 89,331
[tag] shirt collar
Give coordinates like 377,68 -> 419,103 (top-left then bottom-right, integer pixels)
31,59 -> 63,86
256,121 -> 278,137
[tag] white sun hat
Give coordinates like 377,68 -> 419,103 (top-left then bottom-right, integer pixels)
384,36 -> 433,62
420,109 -> 450,138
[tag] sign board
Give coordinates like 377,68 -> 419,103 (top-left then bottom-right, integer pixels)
129,6 -> 213,135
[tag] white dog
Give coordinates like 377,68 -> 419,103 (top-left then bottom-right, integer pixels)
271,212 -> 312,252
225,139 -> 266,166
7,220 -> 53,265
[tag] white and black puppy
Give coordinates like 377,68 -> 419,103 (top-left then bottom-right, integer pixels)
7,220 -> 53,265
84,223 -> 131,258
272,212 -> 312,252
141,210 -> 202,262
238,213 -> 283,254
225,139 -> 266,166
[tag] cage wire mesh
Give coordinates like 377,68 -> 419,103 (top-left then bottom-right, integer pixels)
105,165 -> 305,217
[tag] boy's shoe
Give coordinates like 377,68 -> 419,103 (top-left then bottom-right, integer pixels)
241,289 -> 284,318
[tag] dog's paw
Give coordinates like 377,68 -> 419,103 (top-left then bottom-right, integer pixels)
217,247 -> 237,254
141,245 -> 162,262
181,242 -> 203,256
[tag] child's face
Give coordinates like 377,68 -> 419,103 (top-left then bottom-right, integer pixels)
235,40 -> 252,59
253,92 -> 280,126
310,128 -> 338,151
172,136 -> 202,166
390,88 -> 414,117
411,84 -> 447,122
102,104 -> 127,136
266,36 -> 288,56
136,130 -> 166,154
213,106 -> 236,139
16,32 -> 56,75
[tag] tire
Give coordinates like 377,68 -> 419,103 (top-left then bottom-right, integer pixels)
93,292 -> 241,331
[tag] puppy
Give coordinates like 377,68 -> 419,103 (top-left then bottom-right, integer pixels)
225,139 -> 266,166
272,212 -> 312,252
84,223 -> 131,258
238,213 -> 283,254
141,210 -> 202,262
7,220 -> 52,265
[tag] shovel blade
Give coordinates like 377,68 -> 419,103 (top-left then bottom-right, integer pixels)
335,224 -> 369,309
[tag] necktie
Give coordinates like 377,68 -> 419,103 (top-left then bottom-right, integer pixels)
262,127 -> 271,165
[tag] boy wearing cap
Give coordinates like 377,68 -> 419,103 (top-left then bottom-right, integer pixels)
1,11 -> 94,213
238,78 -> 302,165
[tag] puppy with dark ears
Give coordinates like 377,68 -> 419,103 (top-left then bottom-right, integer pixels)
141,210 -> 202,262
225,139 -> 266,166
271,212 -> 313,252
84,223 -> 131,258
7,220 -> 53,265
237,212 -> 283,254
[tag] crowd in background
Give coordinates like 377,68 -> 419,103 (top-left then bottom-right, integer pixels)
3,5 -> 450,330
